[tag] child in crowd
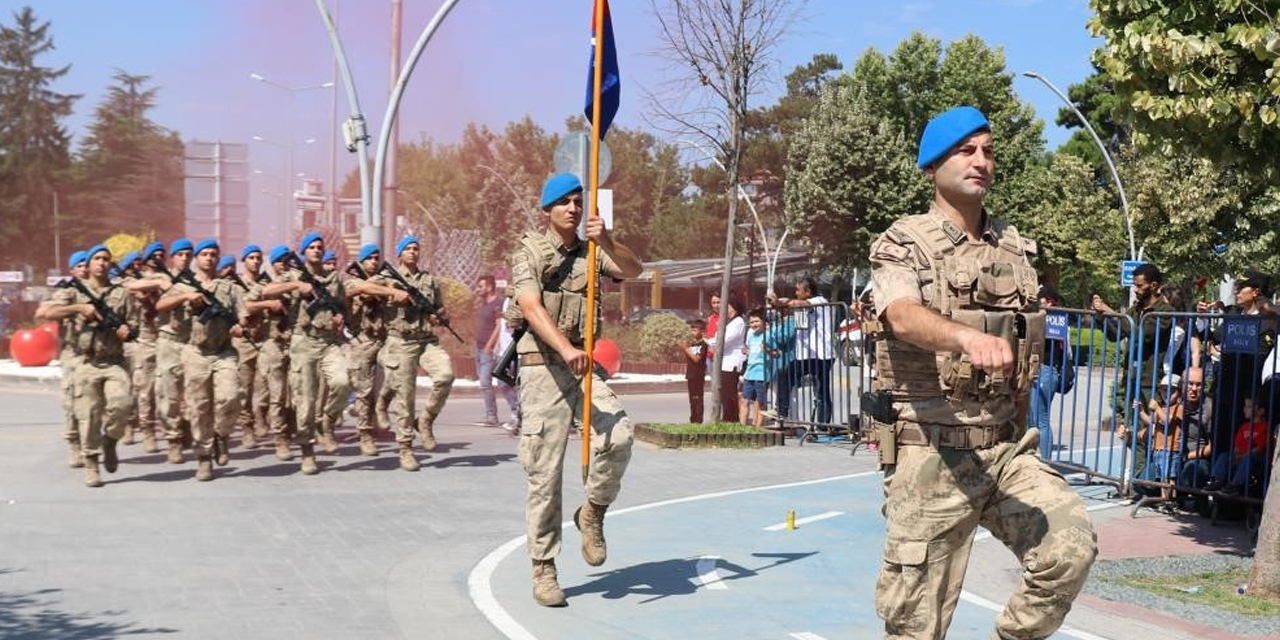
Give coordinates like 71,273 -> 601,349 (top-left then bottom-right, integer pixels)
680,319 -> 709,423
740,309 -> 768,426
1205,396 -> 1271,496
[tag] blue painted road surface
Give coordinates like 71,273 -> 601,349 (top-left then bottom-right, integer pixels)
472,469 -> 1119,640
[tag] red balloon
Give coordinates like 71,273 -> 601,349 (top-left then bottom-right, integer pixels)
593,338 -> 622,377
11,328 -> 59,367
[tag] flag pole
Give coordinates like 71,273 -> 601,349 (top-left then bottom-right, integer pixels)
581,0 -> 606,486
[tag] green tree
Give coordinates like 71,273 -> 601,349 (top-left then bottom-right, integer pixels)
783,86 -> 929,274
1052,67 -> 1130,167
0,6 -> 77,270
1089,0 -> 1280,178
72,70 -> 184,245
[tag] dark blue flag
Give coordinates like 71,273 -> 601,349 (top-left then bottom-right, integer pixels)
584,0 -> 620,139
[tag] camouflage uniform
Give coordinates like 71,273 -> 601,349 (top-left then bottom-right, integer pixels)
868,208 -> 1096,640
123,272 -> 162,447
345,270 -> 387,438
53,279 -> 136,472
155,268 -> 191,454
164,276 -> 243,465
232,273 -> 270,443
246,271 -> 295,443
281,268 -> 349,449
376,266 -> 455,449
507,230 -> 633,561
51,286 -> 84,461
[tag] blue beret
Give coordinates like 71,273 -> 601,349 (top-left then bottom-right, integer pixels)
357,243 -> 381,262
170,237 -> 193,254
396,236 -> 419,256
143,241 -> 165,260
917,106 -> 990,169
217,255 -> 235,272
269,244 -> 291,265
68,251 -> 88,269
322,250 -> 336,263
298,230 -> 324,254
194,238 -> 219,255
540,173 -> 583,209
87,244 -> 111,261
121,251 -> 139,266
241,244 -> 263,261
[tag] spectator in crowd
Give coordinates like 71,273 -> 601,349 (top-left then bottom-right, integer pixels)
1031,285 -> 1072,459
1093,263 -> 1173,457
1205,396 -> 1272,497
1159,282 -> 1196,378
712,296 -> 746,422
740,308 -> 769,426
1129,373 -> 1184,497
705,293 -> 721,356
1204,270 -> 1278,477
680,319 -> 708,424
1175,366 -> 1216,490
769,276 -> 837,424
762,308 -> 796,428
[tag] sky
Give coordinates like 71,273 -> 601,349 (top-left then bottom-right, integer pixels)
5,0 -> 1102,245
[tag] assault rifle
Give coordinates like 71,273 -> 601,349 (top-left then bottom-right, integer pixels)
176,269 -> 239,325
376,261 -> 463,343
56,278 -> 138,341
289,252 -> 348,320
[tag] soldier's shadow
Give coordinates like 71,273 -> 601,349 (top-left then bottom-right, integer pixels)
563,552 -> 817,604
110,468 -> 194,484
424,453 -> 516,469
226,463 -> 299,478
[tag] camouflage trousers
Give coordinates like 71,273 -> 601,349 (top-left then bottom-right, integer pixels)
183,345 -> 240,458
59,348 -> 82,444
155,335 -> 187,441
257,338 -> 293,435
234,336 -> 267,434
381,334 -> 454,444
518,362 -> 633,561
876,429 -> 1096,640
345,336 -> 383,432
126,337 -> 157,436
74,359 -> 133,457
289,333 -> 348,444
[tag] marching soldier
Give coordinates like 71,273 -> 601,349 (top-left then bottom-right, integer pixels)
867,106 -> 1096,639
47,250 -> 89,468
37,244 -> 137,487
258,232 -> 348,475
155,238 -> 195,463
376,236 -> 456,472
247,245 -> 296,461
231,245 -> 270,448
119,242 -> 175,454
343,244 -> 398,456
157,238 -> 246,481
506,174 -> 643,606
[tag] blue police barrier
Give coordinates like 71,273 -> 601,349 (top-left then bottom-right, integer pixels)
761,302 -> 855,445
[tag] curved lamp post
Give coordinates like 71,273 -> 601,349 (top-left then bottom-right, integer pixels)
1022,70 -> 1136,261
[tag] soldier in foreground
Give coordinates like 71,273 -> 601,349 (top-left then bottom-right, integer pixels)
37,244 -> 137,487
232,245 -> 270,448
49,250 -> 89,467
507,174 -> 643,606
867,106 -> 1096,639
344,243 -> 394,457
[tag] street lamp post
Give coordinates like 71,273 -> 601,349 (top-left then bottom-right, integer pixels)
1022,70 -> 1136,262
249,73 -> 333,244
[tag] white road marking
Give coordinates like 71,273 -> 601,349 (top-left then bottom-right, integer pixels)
695,555 -> 729,590
789,633 -> 829,640
958,591 -> 1113,640
469,471 -> 877,640
764,510 -> 845,531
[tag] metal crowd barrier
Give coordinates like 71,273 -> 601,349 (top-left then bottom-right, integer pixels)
1125,311 -> 1273,530
762,302 -> 855,445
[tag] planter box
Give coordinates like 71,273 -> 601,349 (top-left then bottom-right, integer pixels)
634,424 -> 784,449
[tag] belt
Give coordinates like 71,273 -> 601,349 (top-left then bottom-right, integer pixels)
519,352 -> 564,367
897,423 -> 1013,451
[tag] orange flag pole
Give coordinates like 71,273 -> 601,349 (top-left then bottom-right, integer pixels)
581,0 -> 606,486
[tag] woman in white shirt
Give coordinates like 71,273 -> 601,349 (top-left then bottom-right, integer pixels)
712,297 -> 746,422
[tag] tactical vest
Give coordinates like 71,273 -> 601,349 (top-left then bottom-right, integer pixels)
157,268 -> 187,341
873,212 -> 1045,406
380,268 -> 440,342
347,276 -> 387,341
177,278 -> 239,354
71,280 -> 132,364
285,269 -> 344,336
505,231 -> 603,354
